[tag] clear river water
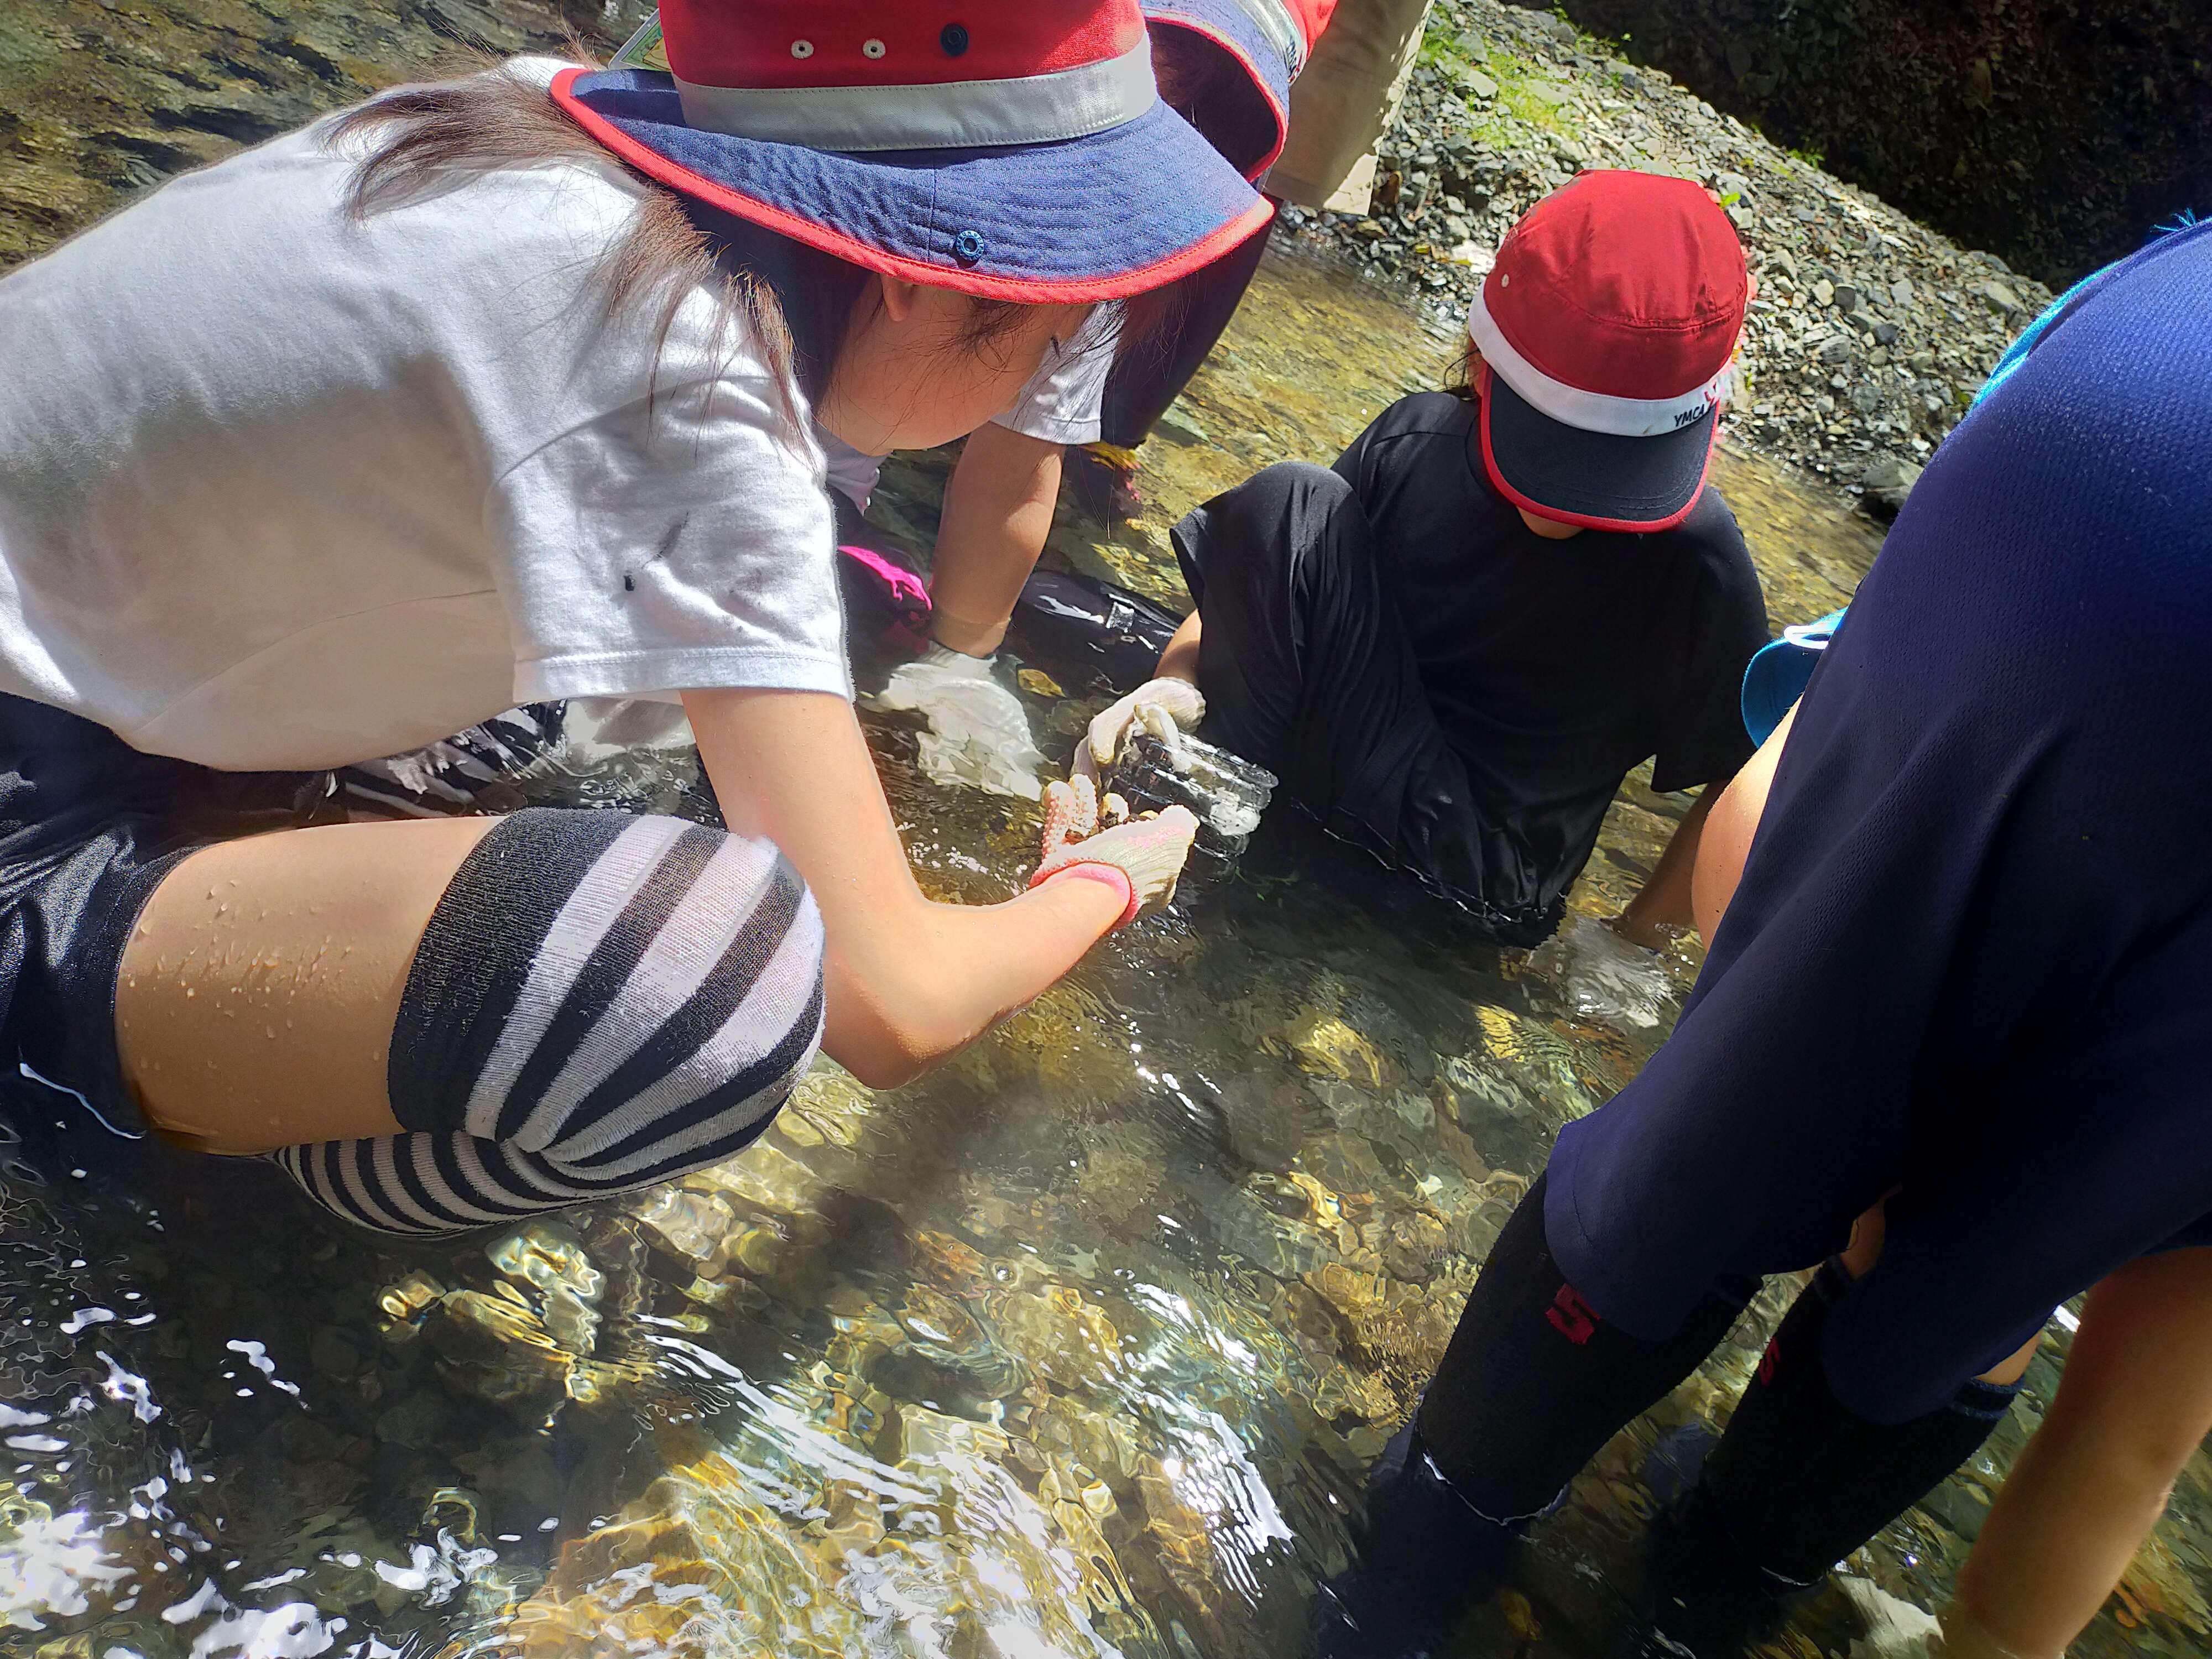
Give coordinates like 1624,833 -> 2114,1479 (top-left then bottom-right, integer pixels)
2,3 -> 2208,1656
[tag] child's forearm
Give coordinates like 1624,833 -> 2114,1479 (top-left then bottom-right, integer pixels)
684,687 -> 1121,1088
930,422 -> 1064,655
1155,608 -> 1203,683
1616,786 -> 1718,946
1949,1249 -> 2212,1657
820,877 -> 1125,1087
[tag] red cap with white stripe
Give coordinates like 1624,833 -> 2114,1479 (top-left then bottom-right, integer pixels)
1468,170 -> 1748,533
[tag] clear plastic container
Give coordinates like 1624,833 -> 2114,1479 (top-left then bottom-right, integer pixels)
1104,732 -> 1277,886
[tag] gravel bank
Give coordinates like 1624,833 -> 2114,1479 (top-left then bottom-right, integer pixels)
1278,0 -> 2054,514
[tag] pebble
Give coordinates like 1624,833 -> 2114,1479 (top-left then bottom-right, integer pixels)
1278,0 -> 2054,519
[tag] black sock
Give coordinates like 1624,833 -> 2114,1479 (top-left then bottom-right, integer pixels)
1702,1267 -> 2021,1586
1415,1173 -> 1757,1518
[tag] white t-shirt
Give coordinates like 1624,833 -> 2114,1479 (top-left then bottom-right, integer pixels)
0,59 -> 847,773
818,302 -> 1121,511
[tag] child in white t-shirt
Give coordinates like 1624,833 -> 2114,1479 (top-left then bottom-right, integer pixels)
0,0 -> 1269,1235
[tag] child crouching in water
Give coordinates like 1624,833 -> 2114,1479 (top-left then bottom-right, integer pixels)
1089,172 -> 1770,946
0,0 -> 1264,1233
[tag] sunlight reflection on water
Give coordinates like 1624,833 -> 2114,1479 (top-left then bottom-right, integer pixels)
3,3 -> 2209,1655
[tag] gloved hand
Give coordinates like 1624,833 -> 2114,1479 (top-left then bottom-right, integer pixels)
1030,773 -> 1198,926
1525,913 -> 1680,1031
868,643 -> 1047,801
1073,676 -> 1205,782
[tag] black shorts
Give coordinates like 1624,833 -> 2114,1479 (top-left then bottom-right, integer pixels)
1170,463 -> 1564,944
0,694 -> 572,1139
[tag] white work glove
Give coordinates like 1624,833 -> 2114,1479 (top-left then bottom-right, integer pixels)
1072,676 -> 1206,784
869,643 -> 1047,801
1030,774 -> 1198,926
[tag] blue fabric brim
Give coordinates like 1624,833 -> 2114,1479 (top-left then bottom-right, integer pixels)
1144,1 -> 1295,179
557,69 -> 1272,303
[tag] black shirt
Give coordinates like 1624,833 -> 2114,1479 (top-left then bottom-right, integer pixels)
1332,392 -> 1767,895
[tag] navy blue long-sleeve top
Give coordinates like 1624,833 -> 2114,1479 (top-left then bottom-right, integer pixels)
1545,219 -> 2212,1422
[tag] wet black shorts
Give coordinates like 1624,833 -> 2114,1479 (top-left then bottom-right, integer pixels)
0,693 -> 349,1135
1170,462 -> 1564,944
0,693 -> 575,1138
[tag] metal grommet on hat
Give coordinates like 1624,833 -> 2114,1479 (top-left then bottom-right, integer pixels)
953,228 -> 986,264
940,22 -> 970,56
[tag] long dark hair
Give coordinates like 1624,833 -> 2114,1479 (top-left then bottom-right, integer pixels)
1442,340 -> 1480,401
327,51 -> 1060,413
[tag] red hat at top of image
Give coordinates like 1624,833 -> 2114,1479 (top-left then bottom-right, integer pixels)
1467,170 -> 1750,533
554,0 -> 1271,303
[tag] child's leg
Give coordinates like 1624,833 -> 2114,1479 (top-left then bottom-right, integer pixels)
1170,461 -> 1424,808
1628,1265 -> 2027,1655
1096,215 -> 1273,451
119,807 -> 825,1233
1948,1248 -> 2212,1659
119,814 -> 495,1150
1312,1175 -> 1755,1653
1411,1175 -> 1757,1516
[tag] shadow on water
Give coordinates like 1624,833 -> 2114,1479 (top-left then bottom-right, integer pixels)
5,6 -> 2211,1657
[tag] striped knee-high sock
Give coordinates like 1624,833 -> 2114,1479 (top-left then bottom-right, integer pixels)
272,808 -> 823,1235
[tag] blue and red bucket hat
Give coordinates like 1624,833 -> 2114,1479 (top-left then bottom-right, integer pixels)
1467,171 -> 1749,533
554,0 -> 1272,304
1145,0 -> 1335,180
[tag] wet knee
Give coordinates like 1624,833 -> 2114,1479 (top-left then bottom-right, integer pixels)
279,807 -> 826,1234
390,807 -> 824,1150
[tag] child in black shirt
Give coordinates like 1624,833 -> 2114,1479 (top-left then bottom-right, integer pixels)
1088,172 -> 1768,943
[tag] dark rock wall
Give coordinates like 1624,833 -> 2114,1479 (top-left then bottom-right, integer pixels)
1552,0 -> 2212,284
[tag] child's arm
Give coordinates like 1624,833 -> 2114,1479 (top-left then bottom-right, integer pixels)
1687,700 -> 1798,943
684,686 -> 1128,1088
1156,608 -> 1202,683
928,423 -> 1065,656
1943,1247 -> 2212,1658
1615,786 -> 1720,947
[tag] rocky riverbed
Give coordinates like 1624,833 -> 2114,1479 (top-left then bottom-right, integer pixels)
1282,0 -> 2056,515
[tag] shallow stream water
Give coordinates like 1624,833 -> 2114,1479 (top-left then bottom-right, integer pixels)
4,6 -> 2210,1657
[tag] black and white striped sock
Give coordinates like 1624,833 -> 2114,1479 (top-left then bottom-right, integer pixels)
272,808 -> 825,1235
